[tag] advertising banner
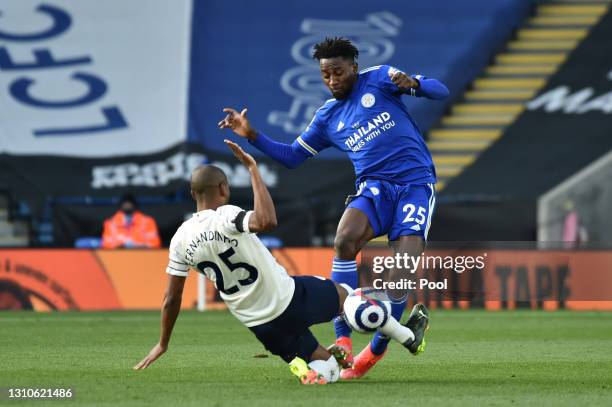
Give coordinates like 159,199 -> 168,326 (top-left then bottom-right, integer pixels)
0,0 -> 192,157
1,248 -> 611,311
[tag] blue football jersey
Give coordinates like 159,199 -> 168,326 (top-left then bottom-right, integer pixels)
295,65 -> 437,185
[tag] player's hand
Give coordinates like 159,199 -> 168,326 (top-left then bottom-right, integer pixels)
218,108 -> 257,140
390,71 -> 419,90
224,139 -> 257,171
133,343 -> 167,370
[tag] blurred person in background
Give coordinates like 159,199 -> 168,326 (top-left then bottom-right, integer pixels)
562,199 -> 588,249
101,194 -> 161,249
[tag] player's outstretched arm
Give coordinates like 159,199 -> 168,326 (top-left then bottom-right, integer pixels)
225,140 -> 277,232
218,107 -> 309,169
133,275 -> 186,370
390,71 -> 449,100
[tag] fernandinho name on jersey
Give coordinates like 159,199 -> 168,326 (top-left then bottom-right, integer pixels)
344,111 -> 394,153
185,230 -> 238,264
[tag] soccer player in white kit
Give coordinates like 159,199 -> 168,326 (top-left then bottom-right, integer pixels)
134,140 -> 429,384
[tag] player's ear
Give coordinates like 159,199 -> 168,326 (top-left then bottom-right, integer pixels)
219,181 -> 229,198
352,62 -> 358,74
190,189 -> 197,201
220,181 -> 230,203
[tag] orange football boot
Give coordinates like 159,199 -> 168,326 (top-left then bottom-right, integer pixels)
300,370 -> 327,385
339,344 -> 386,380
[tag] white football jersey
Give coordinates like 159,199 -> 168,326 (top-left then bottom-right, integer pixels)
166,205 -> 295,327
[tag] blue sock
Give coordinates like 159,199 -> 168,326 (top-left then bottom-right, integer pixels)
331,258 -> 358,339
370,300 -> 407,355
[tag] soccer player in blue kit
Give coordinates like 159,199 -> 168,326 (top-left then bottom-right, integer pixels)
219,37 -> 449,379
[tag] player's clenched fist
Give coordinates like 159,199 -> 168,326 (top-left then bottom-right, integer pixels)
389,71 -> 419,91
218,107 -> 257,140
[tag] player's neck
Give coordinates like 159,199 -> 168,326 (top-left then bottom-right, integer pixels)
196,199 -> 222,212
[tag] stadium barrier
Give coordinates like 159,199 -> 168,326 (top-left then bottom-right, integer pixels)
1,248 -> 611,311
0,249 -> 335,311
539,150 -> 612,243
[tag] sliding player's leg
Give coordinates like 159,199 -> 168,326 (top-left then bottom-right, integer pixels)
248,314 -> 337,384
289,276 -> 354,369
279,275 -> 350,384
289,335 -> 341,384
288,283 -> 351,385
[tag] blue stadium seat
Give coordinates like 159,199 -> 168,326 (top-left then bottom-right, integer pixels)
74,237 -> 102,249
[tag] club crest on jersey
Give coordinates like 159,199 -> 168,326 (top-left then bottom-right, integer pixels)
361,93 -> 375,108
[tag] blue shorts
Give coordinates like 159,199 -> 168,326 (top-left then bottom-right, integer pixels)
248,276 -> 339,363
347,180 -> 436,241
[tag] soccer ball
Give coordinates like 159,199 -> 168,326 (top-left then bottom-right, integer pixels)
343,288 -> 391,333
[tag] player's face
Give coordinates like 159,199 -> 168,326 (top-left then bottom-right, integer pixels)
319,57 -> 357,100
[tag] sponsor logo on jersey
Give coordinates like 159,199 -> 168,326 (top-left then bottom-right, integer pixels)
344,112 -> 396,152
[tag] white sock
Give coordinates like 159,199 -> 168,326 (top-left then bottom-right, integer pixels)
308,355 -> 340,383
378,315 -> 415,345
339,283 -> 354,296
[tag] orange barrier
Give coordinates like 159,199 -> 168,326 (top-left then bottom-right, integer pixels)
0,249 -> 611,311
0,250 -> 197,311
482,250 -> 612,310
97,250 -> 199,310
0,250 -> 120,311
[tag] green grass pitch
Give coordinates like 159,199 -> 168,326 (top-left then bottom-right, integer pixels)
1,310 -> 611,406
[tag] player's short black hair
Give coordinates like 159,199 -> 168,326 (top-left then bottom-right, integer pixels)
191,165 -> 228,195
312,37 -> 359,62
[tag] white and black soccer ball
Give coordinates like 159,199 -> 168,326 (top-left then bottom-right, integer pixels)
343,288 -> 391,333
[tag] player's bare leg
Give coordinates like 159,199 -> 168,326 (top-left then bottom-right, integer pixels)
334,208 -> 376,260
342,235 -> 425,380
387,236 -> 425,301
331,208 -> 375,364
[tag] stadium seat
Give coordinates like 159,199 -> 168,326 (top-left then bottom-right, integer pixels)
74,237 -> 102,249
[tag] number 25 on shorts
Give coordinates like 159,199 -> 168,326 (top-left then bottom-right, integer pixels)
402,204 -> 426,225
